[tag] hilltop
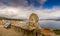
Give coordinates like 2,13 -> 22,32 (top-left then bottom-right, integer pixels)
0,17 -> 25,21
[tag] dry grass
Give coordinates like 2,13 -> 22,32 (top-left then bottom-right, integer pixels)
0,27 -> 22,36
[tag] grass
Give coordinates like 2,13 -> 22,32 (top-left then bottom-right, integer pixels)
53,30 -> 60,35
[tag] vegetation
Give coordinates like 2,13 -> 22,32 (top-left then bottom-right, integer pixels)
0,17 -> 24,21
53,30 -> 60,35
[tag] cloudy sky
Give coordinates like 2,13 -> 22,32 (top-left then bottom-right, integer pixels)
0,0 -> 60,19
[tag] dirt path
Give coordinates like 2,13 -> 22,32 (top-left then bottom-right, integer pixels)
0,27 -> 21,36
0,25 -> 60,36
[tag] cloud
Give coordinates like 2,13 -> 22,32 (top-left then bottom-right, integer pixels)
39,0 -> 47,5
9,0 -> 28,7
0,6 -> 60,19
0,0 -> 47,7
0,0 -> 28,7
0,0 -> 60,19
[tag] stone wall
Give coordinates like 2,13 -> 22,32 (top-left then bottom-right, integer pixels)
0,20 -> 5,25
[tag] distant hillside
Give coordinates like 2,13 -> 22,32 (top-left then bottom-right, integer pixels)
0,17 -> 24,21
40,19 -> 60,21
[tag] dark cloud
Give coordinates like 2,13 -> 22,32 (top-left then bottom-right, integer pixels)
0,0 -> 2,1
0,0 -> 47,7
0,0 -> 28,7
